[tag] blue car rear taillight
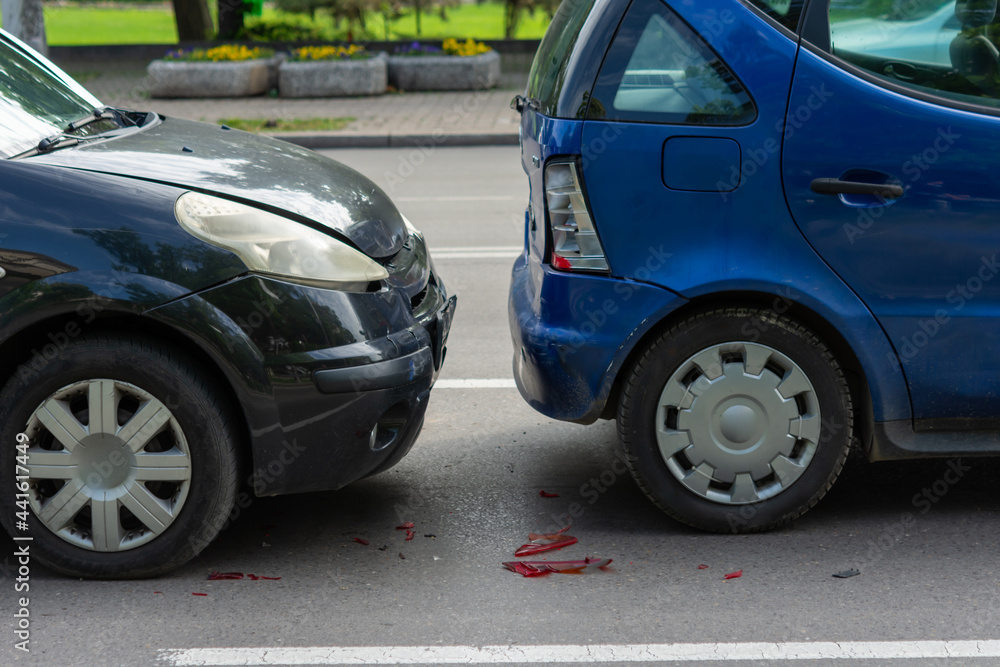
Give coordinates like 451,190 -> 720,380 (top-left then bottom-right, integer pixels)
544,161 -> 609,272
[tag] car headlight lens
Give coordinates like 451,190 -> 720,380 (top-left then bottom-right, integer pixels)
175,192 -> 389,288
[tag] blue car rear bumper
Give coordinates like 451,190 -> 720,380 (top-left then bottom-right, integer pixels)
509,251 -> 686,424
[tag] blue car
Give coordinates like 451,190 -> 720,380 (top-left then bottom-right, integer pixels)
509,0 -> 1000,532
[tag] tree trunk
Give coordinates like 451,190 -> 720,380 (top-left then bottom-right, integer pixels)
2,0 -> 48,56
504,0 -> 519,39
170,0 -> 213,41
217,0 -> 245,40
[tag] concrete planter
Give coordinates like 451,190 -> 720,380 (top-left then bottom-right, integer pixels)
388,50 -> 500,91
279,52 -> 387,98
147,57 -> 275,98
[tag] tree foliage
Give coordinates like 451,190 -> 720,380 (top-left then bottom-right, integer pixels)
502,0 -> 559,39
274,0 -> 458,38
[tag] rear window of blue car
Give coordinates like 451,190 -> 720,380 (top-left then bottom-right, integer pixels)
526,0 -> 598,118
743,0 -> 804,31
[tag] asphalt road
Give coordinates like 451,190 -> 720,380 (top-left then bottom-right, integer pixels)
3,147 -> 1000,667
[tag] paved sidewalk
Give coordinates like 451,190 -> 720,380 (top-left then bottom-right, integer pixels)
58,59 -> 525,147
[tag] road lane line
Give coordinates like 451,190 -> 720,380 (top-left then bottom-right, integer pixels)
433,246 -> 522,252
433,252 -> 521,259
431,246 -> 522,260
435,379 -> 517,389
397,196 -> 516,202
159,641 -> 1000,665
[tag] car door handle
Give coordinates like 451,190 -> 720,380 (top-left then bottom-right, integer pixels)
810,178 -> 904,199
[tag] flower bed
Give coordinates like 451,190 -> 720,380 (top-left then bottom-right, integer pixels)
388,39 -> 501,92
279,45 -> 387,98
147,45 -> 276,98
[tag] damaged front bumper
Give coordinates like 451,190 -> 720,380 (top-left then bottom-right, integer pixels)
146,233 -> 455,496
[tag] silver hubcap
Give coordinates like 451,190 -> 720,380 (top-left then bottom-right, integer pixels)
23,379 -> 192,552
656,342 -> 821,505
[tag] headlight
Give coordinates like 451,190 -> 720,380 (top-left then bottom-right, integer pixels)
175,192 -> 389,288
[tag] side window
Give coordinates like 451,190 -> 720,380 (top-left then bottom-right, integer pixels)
829,0 -> 1000,111
587,0 -> 756,126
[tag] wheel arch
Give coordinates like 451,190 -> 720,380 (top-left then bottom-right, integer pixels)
602,290 -> 876,452
0,309 -> 254,480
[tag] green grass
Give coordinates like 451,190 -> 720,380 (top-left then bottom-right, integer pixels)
45,6 -> 179,45
218,117 -> 355,133
374,4 -> 552,41
44,3 -> 551,46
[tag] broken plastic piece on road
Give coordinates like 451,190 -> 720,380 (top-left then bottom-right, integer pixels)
353,537 -> 370,545
399,552 -> 406,560
396,522 -> 415,530
539,490 -> 559,498
406,530 -> 415,541
833,569 -> 861,578
514,531 -> 578,557
698,564 -> 709,570
424,534 -> 437,538
724,570 -> 743,580
502,558 -> 613,577
207,572 -> 280,581
153,591 -> 163,594
192,592 -> 208,596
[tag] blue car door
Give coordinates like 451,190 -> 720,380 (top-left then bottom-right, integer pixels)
580,0 -> 805,290
783,0 -> 1000,427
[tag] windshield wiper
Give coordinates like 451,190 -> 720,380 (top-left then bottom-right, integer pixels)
10,133 -> 104,159
511,95 -> 541,114
65,107 -> 122,133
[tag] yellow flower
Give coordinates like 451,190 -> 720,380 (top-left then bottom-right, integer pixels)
171,44 -> 272,62
291,44 -> 366,62
442,38 -> 491,57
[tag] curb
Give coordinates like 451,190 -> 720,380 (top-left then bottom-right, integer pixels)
268,132 -> 520,149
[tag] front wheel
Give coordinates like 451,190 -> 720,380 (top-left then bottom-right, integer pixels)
617,308 -> 853,532
0,334 -> 239,578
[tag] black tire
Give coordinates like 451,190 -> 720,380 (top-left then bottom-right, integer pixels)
0,334 -> 239,578
617,308 -> 853,533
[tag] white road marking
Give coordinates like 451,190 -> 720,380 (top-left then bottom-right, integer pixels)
433,246 -> 522,252
435,379 -> 517,389
396,196 -> 515,202
159,641 -> 1000,665
431,246 -> 522,260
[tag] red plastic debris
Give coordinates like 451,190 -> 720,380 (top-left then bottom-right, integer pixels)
724,570 -> 743,580
539,490 -> 559,498
153,591 -> 163,594
353,537 -> 370,545
515,529 -> 578,557
698,564 -> 709,570
396,522 -> 414,530
502,558 -> 613,577
207,571 -> 281,581
503,561 -> 550,577
192,592 -> 208,596
405,530 -> 415,541
515,536 -> 578,557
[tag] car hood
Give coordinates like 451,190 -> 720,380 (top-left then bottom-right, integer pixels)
27,117 -> 407,259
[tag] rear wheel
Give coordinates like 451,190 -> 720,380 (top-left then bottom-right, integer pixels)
617,308 -> 853,532
0,334 -> 239,578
